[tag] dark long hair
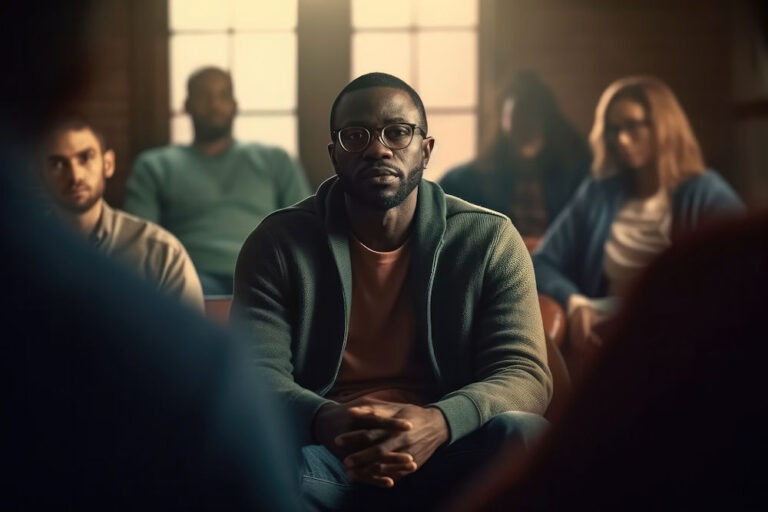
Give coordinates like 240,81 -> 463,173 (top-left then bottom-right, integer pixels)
480,70 -> 590,175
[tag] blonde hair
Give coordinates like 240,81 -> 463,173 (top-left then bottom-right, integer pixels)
589,76 -> 705,189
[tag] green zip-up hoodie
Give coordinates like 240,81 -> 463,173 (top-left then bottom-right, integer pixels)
231,177 -> 552,446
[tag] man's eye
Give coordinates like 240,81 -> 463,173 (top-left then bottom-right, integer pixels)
49,160 -> 66,172
344,130 -> 366,141
385,126 -> 410,139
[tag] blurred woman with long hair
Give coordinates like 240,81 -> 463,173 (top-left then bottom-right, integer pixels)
439,70 -> 591,243
532,75 -> 744,381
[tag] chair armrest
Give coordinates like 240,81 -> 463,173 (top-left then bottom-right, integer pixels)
539,293 -> 572,421
539,293 -> 566,348
523,236 -> 542,253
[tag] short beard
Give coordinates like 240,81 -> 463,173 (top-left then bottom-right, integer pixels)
53,181 -> 103,215
61,193 -> 101,214
339,162 -> 424,211
192,120 -> 233,143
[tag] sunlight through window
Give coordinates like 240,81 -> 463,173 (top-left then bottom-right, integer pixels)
168,0 -> 298,155
351,0 -> 478,182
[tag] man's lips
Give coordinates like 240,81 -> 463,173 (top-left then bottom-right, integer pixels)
358,166 -> 400,179
65,185 -> 89,196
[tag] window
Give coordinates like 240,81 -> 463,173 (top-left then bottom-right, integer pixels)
168,0 -> 298,155
167,0 -> 479,179
351,0 -> 478,182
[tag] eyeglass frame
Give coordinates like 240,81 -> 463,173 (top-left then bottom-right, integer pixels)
605,119 -> 652,140
331,123 -> 428,153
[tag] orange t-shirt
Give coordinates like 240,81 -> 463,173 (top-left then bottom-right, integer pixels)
327,235 -> 427,404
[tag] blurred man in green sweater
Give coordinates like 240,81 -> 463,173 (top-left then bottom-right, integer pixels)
124,66 -> 311,295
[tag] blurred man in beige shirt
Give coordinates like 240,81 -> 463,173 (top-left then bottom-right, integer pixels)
40,116 -> 204,311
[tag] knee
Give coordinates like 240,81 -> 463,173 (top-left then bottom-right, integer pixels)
484,411 -> 549,448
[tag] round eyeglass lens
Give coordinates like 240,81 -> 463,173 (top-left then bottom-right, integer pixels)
382,124 -> 414,149
340,127 -> 370,152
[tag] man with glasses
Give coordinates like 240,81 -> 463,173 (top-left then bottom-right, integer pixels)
124,66 -> 311,295
231,72 -> 552,511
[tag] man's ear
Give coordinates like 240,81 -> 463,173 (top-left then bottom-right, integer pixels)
327,142 -> 338,172
103,149 -> 116,179
422,137 -> 435,169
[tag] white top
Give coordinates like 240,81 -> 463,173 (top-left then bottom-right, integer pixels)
603,188 -> 672,297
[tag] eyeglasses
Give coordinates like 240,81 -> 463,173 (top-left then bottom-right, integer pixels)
605,119 -> 651,139
332,123 -> 427,153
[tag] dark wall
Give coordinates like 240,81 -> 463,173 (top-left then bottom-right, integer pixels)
71,0 -> 168,208
484,0 -> 733,180
483,0 -> 768,209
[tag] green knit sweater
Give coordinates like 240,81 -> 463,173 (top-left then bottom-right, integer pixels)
124,141 -> 311,277
231,177 -> 552,446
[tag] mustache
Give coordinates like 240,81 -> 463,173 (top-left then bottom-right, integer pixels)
65,182 -> 89,193
356,163 -> 401,179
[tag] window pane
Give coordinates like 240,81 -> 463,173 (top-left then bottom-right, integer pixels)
352,0 -> 412,28
231,0 -> 297,29
235,115 -> 297,157
352,33 -> 412,81
169,34 -> 228,112
418,31 -> 476,108
233,33 -> 296,110
171,114 -> 193,144
171,114 -> 298,158
415,0 -> 477,27
424,113 -> 475,183
169,0 -> 230,30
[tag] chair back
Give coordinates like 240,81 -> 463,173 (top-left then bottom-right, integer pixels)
203,295 -> 232,326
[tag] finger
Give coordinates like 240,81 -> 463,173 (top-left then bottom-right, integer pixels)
343,450 -> 413,469
370,460 -> 418,476
347,458 -> 418,487
588,331 -> 604,348
343,443 -> 411,470
346,402 -> 407,417
346,471 -> 395,488
335,428 -> 394,450
346,413 -> 412,432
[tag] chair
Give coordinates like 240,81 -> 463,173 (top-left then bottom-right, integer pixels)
522,236 -> 542,253
203,295 -> 233,326
539,294 -> 571,421
525,239 -> 572,420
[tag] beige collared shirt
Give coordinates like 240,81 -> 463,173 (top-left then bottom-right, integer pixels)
91,203 -> 204,312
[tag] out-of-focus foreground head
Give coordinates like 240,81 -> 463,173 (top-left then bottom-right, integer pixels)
0,1 -> 101,146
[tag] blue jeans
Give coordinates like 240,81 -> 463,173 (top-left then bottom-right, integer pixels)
300,411 -> 548,511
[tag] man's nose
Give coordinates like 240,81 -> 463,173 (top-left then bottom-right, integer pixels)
617,130 -> 633,147
208,95 -> 230,111
67,161 -> 87,183
362,133 -> 393,159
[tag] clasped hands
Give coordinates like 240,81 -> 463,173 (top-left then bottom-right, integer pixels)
313,398 -> 449,488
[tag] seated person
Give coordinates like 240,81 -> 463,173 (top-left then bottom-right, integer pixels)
230,72 -> 552,512
4,1 -> 300,508
439,69 -> 590,242
446,211 -> 768,511
532,75 -> 744,382
124,66 -> 311,295
39,116 -> 204,311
